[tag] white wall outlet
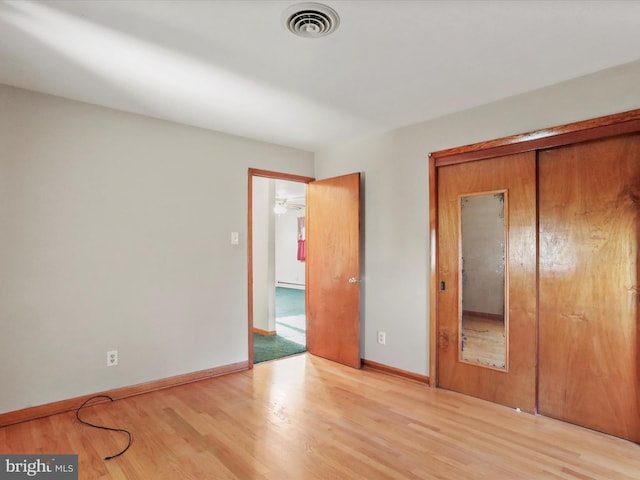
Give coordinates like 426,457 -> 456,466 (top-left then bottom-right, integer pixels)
107,350 -> 118,367
377,331 -> 386,345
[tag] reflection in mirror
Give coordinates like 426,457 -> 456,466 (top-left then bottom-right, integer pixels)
460,191 -> 507,370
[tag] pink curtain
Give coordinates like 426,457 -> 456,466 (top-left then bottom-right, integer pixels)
297,239 -> 306,262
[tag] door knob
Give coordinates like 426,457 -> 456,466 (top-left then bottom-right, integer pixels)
348,277 -> 360,284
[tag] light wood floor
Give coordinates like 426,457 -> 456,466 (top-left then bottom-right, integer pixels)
1,354 -> 638,479
461,314 -> 506,369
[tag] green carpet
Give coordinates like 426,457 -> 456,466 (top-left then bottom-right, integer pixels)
253,333 -> 306,363
276,287 -> 305,317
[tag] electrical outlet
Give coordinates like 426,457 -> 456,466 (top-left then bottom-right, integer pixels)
107,350 -> 118,367
377,331 -> 386,345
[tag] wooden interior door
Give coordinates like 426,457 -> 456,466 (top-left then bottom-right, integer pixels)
538,134 -> 640,442
306,172 -> 361,368
437,152 -> 537,411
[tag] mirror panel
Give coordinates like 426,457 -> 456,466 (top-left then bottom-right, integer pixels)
459,191 -> 508,370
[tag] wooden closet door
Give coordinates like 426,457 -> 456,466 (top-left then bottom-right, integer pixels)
538,134 -> 640,443
437,152 -> 537,412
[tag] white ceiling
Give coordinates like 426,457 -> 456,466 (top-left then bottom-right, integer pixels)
1,0 -> 639,152
275,178 -> 306,203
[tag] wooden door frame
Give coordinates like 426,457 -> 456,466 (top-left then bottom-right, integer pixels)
247,168 -> 315,367
428,108 -> 640,386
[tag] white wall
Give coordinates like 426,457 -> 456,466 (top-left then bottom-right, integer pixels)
315,60 -> 640,376
251,178 -> 276,333
275,208 -> 306,287
0,84 -> 313,413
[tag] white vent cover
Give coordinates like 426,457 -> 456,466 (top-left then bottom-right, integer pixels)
284,3 -> 340,38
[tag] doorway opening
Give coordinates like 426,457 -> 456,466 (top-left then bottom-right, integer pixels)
248,169 -> 314,365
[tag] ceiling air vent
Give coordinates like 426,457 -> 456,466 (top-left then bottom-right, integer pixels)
284,3 -> 340,38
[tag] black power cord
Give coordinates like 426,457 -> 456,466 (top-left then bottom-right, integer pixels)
75,395 -> 133,460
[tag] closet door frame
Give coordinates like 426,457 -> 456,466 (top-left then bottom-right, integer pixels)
428,108 -> 640,386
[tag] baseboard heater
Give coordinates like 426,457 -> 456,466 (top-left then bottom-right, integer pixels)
276,282 -> 305,290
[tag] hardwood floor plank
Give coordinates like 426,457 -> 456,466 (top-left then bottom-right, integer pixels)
1,354 -> 638,479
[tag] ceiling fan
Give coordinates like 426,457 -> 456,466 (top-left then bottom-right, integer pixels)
274,195 -> 305,215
